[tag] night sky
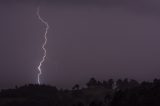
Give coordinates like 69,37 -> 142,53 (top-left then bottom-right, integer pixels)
0,0 -> 160,89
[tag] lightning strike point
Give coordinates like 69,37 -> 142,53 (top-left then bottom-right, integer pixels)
37,7 -> 49,84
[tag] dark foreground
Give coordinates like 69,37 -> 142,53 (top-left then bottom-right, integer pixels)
0,78 -> 160,106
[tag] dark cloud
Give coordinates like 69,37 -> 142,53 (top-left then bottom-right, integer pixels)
0,0 -> 160,89
1,0 -> 160,15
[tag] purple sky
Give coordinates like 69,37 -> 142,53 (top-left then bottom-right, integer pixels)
0,0 -> 160,88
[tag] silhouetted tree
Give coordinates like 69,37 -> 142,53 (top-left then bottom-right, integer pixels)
116,79 -> 123,90
108,79 -> 114,89
128,79 -> 139,88
1,78 -> 160,106
86,77 -> 98,88
72,84 -> 80,90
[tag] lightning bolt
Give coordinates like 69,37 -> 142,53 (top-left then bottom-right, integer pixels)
37,7 -> 49,84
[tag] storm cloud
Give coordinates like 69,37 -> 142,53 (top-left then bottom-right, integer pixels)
0,0 -> 160,89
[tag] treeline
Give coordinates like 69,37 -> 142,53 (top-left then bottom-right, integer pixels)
0,78 -> 160,106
